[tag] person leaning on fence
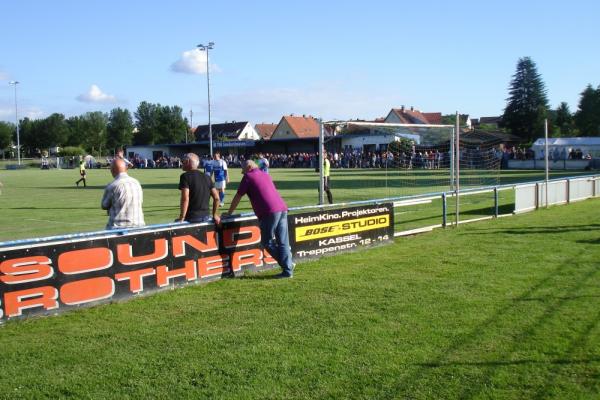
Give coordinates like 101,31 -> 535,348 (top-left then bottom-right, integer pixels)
101,158 -> 145,230
223,160 -> 294,278
176,153 -> 221,225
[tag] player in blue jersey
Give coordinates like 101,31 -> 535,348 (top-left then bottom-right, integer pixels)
258,153 -> 269,173
203,156 -> 213,177
211,151 -> 229,206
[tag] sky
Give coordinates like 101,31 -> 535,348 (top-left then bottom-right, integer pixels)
1,0 -> 599,126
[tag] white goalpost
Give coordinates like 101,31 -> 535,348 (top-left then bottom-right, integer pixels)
319,116 -> 504,225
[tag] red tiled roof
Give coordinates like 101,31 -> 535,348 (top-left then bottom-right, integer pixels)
422,112 -> 442,124
254,123 -> 277,139
391,108 -> 440,124
283,115 -> 320,138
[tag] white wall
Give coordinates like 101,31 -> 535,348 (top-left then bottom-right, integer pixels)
238,123 -> 260,140
342,134 -> 395,150
125,146 -> 172,160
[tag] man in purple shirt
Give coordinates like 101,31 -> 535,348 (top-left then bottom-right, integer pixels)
224,160 -> 294,278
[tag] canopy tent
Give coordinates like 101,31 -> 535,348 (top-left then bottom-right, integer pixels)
531,137 -> 600,159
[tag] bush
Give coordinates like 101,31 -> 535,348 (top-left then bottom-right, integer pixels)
59,146 -> 86,157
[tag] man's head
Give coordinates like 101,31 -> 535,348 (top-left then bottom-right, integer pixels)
242,159 -> 259,174
182,153 -> 200,171
111,158 -> 127,178
213,151 -> 221,160
115,147 -> 124,157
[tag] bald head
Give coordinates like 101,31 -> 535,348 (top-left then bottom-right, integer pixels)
111,158 -> 128,177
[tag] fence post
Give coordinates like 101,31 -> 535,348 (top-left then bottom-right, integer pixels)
567,179 -> 571,204
494,187 -> 499,218
442,193 -> 447,228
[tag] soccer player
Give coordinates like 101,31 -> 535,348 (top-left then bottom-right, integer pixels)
203,155 -> 213,177
211,151 -> 229,207
75,159 -> 87,187
258,153 -> 269,173
322,150 -> 333,204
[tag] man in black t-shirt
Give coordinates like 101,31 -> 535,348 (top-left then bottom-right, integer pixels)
177,153 -> 221,224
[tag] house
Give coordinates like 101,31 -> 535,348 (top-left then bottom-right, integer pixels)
476,116 -> 502,129
333,107 -> 444,152
194,121 -> 259,141
384,106 -> 442,125
271,115 -> 320,139
254,123 -> 278,140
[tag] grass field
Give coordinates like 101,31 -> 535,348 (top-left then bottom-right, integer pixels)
0,166 -> 591,242
0,197 -> 599,399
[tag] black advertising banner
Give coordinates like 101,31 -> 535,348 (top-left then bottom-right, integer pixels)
0,219 -> 278,322
288,203 -> 394,260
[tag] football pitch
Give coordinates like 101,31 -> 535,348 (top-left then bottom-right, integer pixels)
0,188 -> 599,398
0,166 -> 590,242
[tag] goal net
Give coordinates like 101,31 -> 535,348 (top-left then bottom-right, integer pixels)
325,121 -> 502,199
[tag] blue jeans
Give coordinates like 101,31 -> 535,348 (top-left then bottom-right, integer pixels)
259,211 -> 294,276
186,215 -> 212,223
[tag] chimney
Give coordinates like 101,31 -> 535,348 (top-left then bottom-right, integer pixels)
401,105 -> 405,111
410,106 -> 414,111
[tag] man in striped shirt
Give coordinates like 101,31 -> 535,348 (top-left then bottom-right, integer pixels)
101,158 -> 145,230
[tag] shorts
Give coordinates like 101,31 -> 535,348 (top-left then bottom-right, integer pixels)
215,180 -> 226,190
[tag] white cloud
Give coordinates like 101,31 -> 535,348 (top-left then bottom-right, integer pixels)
0,105 -> 44,122
76,84 -> 118,103
0,71 -> 8,81
171,49 -> 220,75
0,107 -> 12,119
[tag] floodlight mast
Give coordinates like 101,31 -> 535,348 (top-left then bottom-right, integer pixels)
197,42 -> 214,157
9,81 -> 20,165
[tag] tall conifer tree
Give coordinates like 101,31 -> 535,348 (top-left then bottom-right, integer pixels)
574,84 -> 600,136
502,57 -> 549,141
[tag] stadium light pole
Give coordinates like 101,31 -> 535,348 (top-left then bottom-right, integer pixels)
197,42 -> 214,157
9,81 -> 21,165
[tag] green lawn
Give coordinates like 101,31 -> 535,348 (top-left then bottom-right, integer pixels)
0,197 -> 599,399
0,166 -> 591,242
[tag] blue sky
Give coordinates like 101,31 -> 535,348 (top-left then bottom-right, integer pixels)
1,0 -> 598,125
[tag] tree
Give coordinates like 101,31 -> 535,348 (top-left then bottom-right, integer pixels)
0,121 -> 14,151
156,105 -> 187,144
441,114 -> 470,126
106,108 -> 134,151
38,113 -> 69,150
80,112 -> 108,155
134,101 -> 159,145
17,117 -> 41,156
65,115 -> 86,147
554,102 -> 573,136
134,102 -> 188,145
574,84 -> 600,136
502,57 -> 549,141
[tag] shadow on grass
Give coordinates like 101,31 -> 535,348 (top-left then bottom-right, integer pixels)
576,237 -> 600,244
413,357 -> 600,368
239,272 -> 286,280
9,206 -> 98,210
390,259 -> 600,398
461,224 -> 600,235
